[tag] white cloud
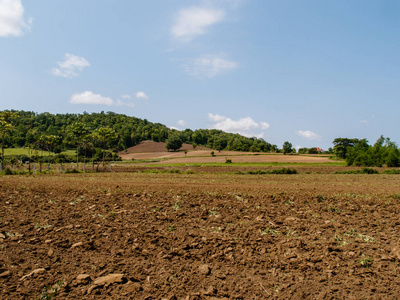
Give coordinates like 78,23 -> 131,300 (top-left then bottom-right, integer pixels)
184,54 -> 237,78
69,91 -> 136,108
177,120 -> 187,127
70,91 -> 113,106
136,91 -> 149,100
260,122 -> 270,130
208,113 -> 270,137
171,6 -> 225,42
52,53 -> 90,78
120,94 -> 132,99
0,0 -> 31,37
296,130 -> 321,140
115,99 -> 135,108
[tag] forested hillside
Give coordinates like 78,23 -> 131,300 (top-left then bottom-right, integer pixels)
1,110 -> 277,154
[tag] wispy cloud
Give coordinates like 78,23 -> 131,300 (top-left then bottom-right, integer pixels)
0,0 -> 31,37
52,53 -> 90,78
136,91 -> 149,100
171,6 -> 225,42
208,113 -> 270,138
120,94 -> 132,100
177,120 -> 187,127
296,130 -> 321,140
69,91 -> 134,107
184,54 -> 237,78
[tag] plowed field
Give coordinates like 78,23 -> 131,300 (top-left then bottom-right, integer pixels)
1,172 -> 400,299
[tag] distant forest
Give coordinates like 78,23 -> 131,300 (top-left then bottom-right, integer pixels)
0,110 -> 278,154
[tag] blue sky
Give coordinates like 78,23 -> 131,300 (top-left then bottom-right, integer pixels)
1,0 -> 400,150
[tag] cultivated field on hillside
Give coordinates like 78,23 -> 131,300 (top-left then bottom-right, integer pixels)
1,171 -> 400,299
118,140 -> 333,164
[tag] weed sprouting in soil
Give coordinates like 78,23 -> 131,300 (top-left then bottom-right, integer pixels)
35,223 -> 51,231
37,281 -> 64,300
335,234 -> 348,247
392,193 -> 400,200
261,228 -> 281,236
208,209 -> 219,217
284,227 -> 296,238
359,255 -> 372,267
327,206 -> 341,213
357,233 -> 375,242
173,202 -> 182,211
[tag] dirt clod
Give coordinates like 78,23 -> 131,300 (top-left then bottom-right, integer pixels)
76,274 -> 92,285
199,264 -> 211,275
0,270 -> 11,278
20,268 -> 46,281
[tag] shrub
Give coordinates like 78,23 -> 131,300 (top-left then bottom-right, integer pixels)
245,168 -> 297,175
65,168 -> 80,174
361,167 -> 379,174
164,169 -> 182,174
1,168 -> 13,175
381,169 -> 400,174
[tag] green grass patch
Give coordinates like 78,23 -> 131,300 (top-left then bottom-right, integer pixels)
144,161 -> 346,168
4,148 -> 76,157
381,169 -> 400,174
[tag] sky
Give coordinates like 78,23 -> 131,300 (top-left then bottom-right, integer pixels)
1,0 -> 400,150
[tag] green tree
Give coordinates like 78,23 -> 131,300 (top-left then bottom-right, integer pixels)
66,122 -> 90,167
282,141 -> 293,155
332,138 -> 362,159
166,135 -> 183,151
38,134 -> 60,170
0,111 -> 19,163
92,127 -> 118,169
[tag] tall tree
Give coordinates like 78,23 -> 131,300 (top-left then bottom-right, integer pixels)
66,122 -> 90,168
166,135 -> 183,152
282,141 -> 293,155
92,127 -> 118,169
0,111 -> 19,163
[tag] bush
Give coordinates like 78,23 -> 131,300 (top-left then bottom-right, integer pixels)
65,168 -> 80,174
245,168 -> 298,175
184,169 -> 197,174
381,169 -> 400,174
1,168 -> 13,175
361,167 -> 379,174
164,169 -> 182,174
271,168 -> 298,174
334,168 -> 379,174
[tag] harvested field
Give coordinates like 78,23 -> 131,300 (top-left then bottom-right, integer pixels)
146,154 -> 333,164
117,140 -> 333,164
1,171 -> 400,299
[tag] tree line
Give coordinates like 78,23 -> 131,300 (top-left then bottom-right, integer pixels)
0,110 -> 279,163
333,136 -> 400,167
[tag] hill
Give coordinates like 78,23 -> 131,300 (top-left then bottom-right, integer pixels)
1,110 -> 278,156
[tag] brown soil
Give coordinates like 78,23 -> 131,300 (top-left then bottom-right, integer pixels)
148,153 -> 333,164
119,140 -> 208,157
118,141 -> 332,164
1,172 -> 400,299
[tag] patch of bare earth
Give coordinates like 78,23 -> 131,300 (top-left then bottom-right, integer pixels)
1,172 -> 400,299
118,141 -> 333,163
